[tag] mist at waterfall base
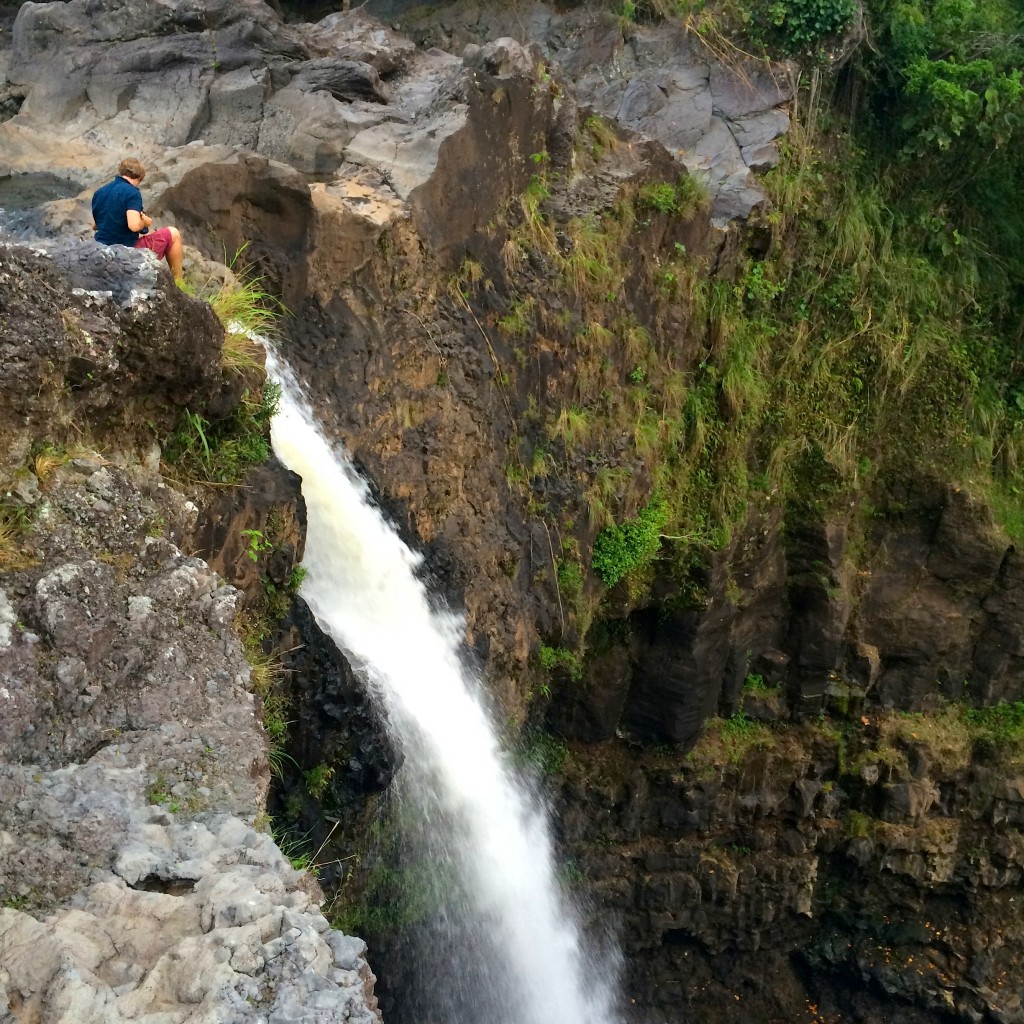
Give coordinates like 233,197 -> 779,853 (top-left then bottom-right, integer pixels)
267,353 -> 621,1024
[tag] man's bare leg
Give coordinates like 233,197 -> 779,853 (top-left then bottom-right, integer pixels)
167,226 -> 184,280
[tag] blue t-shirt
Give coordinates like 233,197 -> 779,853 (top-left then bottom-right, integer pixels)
92,176 -> 144,247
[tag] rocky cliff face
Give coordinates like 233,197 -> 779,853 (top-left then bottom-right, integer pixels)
0,244 -> 381,1022
3,1 -> 1024,1023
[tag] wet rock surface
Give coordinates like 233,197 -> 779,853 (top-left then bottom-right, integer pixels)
557,726 -> 1024,1024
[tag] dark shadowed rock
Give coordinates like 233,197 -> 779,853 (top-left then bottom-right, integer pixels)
159,153 -> 315,310
289,57 -> 389,104
974,549 -> 1024,703
191,457 -> 306,604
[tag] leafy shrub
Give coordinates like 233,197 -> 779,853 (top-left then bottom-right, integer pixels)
966,701 -> 1024,747
304,763 -> 335,800
856,0 -> 1024,329
762,0 -> 856,51
592,497 -> 669,587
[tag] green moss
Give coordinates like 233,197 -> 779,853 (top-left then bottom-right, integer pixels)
988,484 -> 1024,544
556,558 -> 585,604
743,673 -> 781,696
685,712 -> 777,770
846,810 -> 873,838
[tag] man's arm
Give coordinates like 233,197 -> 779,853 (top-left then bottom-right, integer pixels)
126,210 -> 153,232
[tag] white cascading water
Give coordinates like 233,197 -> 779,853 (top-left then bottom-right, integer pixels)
266,351 -> 620,1024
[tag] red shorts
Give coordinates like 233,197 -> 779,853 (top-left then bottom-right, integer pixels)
135,227 -> 174,259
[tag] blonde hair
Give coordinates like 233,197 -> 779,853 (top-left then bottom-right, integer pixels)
118,158 -> 145,181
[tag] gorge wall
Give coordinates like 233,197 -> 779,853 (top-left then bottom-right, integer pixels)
2,0 -> 1024,1022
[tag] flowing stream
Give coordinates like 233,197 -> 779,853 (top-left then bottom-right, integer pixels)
267,352 -> 620,1024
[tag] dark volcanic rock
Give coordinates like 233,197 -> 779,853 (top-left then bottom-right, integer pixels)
159,152 -> 315,310
191,457 -> 307,606
0,215 -> 381,1024
0,240 -> 223,442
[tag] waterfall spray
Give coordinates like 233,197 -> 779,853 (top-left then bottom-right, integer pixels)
267,351 -> 620,1024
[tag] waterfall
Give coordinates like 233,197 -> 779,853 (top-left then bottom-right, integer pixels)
266,352 -> 621,1024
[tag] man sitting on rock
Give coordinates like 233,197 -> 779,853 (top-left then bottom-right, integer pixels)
91,158 -> 184,280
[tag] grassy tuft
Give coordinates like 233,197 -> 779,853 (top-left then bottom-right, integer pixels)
180,258 -> 283,374
0,503 -> 35,570
686,712 -> 777,770
162,380 -> 280,485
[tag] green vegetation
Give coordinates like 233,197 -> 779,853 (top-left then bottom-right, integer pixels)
637,175 -> 709,218
581,114 -> 619,157
556,558 -> 585,604
592,497 -> 669,587
965,701 -> 1024,749
467,0 -> 1024,650
146,775 -> 181,813
241,528 -> 272,562
0,502 -> 34,569
231,531 -> 307,781
743,672 -> 780,696
519,729 -> 571,775
538,642 -> 583,681
165,249 -> 284,486
745,0 -> 856,53
305,763 -> 336,800
332,808 -> 461,938
686,711 -> 777,770
179,249 -> 283,373
162,380 -> 280,485
846,810 -> 872,838
497,296 -> 535,337
334,856 -> 459,937
271,822 -> 319,873
837,702 -> 1024,784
